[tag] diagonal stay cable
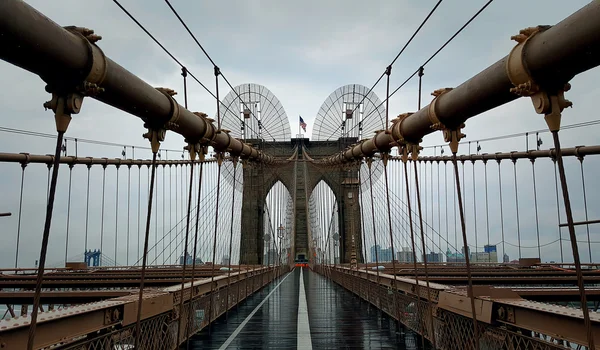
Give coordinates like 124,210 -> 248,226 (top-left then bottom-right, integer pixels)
323,0 -> 444,141
163,0 -> 283,142
344,0 -> 494,138
111,0 -> 262,137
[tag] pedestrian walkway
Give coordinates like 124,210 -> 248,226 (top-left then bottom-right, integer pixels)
190,268 -> 425,349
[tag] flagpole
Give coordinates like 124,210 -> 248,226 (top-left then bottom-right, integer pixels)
298,115 -> 301,137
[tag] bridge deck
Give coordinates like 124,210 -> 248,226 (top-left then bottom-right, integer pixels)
191,267 -> 423,349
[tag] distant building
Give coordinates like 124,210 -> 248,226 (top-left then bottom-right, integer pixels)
503,253 -> 510,263
370,245 -> 393,262
379,248 -> 393,262
446,249 -> 466,263
470,245 -> 498,263
424,252 -> 443,263
397,247 -> 414,263
179,253 -> 203,265
221,255 -> 230,266
370,245 -> 381,263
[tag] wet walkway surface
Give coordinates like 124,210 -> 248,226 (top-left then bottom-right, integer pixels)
189,268 -> 426,349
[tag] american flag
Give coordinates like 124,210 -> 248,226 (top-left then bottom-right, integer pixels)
299,116 -> 307,132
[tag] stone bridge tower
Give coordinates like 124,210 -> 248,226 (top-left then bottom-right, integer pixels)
239,137 -> 363,265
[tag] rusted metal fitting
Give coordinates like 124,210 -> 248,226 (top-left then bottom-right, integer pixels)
400,145 -> 409,164
381,152 -> 389,166
231,155 -> 239,167
442,123 -> 466,154
507,26 -> 572,132
64,26 -> 108,88
216,152 -> 224,166
429,88 -> 453,131
408,143 -> 423,161
183,142 -> 201,161
193,112 -> 213,144
43,92 -> 85,133
142,127 -> 165,154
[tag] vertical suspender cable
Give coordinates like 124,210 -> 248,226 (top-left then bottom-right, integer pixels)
401,153 -> 425,350
208,159 -> 223,333
553,159 -> 564,262
84,165 -> 91,254
27,130 -> 65,350
127,164 -> 132,265
451,152 -> 479,349
173,165 -> 177,264
358,162 -> 371,301
177,155 -> 195,344
444,161 -> 449,255
134,151 -> 159,348
155,163 -> 159,264
101,164 -> 107,266
531,158 -> 541,259
437,161 -> 441,258
412,159 -> 437,349
114,165 -> 120,265
46,164 -> 51,204
496,159 -> 506,262
186,160 -> 204,349
471,160 -> 478,259
137,164 -> 141,263
431,161 -> 435,257
578,156 -> 592,262
512,159 -> 521,259
169,164 -> 173,264
367,160 -> 380,286
163,164 -> 166,264
64,164 -> 73,265
453,163 -> 458,256
551,131 -> 594,349
15,162 -> 27,270
484,160 -> 491,262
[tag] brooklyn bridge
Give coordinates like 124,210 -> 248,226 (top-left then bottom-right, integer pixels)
0,0 -> 599,349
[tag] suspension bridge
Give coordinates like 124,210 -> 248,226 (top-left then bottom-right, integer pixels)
0,0 -> 600,349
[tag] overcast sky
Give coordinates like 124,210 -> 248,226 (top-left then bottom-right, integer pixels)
0,0 -> 599,267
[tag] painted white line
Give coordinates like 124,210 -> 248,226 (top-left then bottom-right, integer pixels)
297,268 -> 313,350
218,271 -> 293,350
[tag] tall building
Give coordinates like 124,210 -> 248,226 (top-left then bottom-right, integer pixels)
379,248 -> 393,262
397,247 -> 414,263
503,253 -> 510,263
179,253 -> 203,265
370,245 -> 393,262
470,245 -> 498,262
370,245 -> 381,263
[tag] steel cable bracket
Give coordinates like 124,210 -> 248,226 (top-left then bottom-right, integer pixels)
62,26 -> 108,94
507,26 -> 572,132
428,87 -> 453,131
155,87 -> 181,131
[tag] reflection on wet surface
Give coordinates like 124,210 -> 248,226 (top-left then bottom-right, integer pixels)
189,268 -> 428,349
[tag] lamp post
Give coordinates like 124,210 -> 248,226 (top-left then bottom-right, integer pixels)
277,225 -> 284,267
